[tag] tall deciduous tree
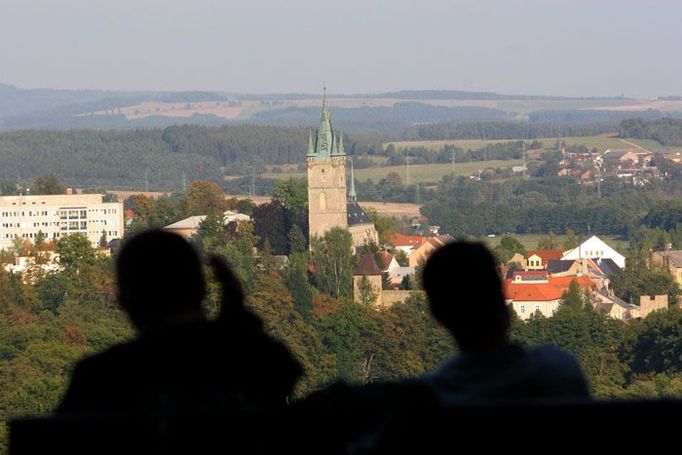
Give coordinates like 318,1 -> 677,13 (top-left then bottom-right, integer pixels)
56,234 -> 96,270
252,199 -> 290,255
311,228 -> 354,299
284,252 -> 314,322
186,180 -> 226,215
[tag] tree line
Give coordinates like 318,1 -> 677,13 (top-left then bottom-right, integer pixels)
404,121 -> 617,141
619,118 -> 682,147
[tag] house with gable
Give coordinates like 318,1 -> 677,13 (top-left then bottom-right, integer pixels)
561,235 -> 625,269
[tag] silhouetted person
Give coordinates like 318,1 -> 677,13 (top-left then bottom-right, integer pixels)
421,242 -> 589,403
57,229 -> 301,416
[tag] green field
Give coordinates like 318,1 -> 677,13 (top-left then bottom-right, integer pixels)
385,134 -> 627,152
480,233 -> 629,252
625,138 -> 682,154
260,158 -> 527,183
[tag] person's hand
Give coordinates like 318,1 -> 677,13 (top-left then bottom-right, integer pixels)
208,254 -> 245,309
208,254 -> 262,330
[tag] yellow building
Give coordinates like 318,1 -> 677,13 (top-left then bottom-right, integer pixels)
0,193 -> 123,249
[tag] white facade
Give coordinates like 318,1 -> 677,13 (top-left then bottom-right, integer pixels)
0,194 -> 123,249
510,299 -> 561,320
561,235 -> 625,269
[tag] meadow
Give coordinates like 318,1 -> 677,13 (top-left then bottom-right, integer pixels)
385,134 -> 628,152
261,158 -> 527,183
480,233 -> 629,252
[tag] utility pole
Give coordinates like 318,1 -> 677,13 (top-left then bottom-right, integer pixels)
251,167 -> 256,197
522,142 -> 527,180
451,147 -> 455,173
405,153 -> 410,186
145,167 -> 150,193
182,172 -> 187,193
416,182 -> 420,204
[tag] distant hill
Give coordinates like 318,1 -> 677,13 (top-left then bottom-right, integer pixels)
372,90 -> 632,101
0,83 -> 229,130
248,102 -> 511,136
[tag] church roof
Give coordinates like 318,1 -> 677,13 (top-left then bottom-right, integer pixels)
310,86 -> 345,161
354,253 -> 382,276
347,202 -> 372,226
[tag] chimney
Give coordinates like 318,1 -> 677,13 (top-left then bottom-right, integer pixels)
66,188 -> 73,195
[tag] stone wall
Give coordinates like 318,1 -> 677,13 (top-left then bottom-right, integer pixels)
639,294 -> 669,318
381,290 -> 421,307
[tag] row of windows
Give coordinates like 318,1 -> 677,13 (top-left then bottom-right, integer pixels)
519,305 -> 542,314
1,211 -> 50,217
3,231 -> 118,240
58,209 -> 87,220
583,250 -> 605,257
6,201 -> 47,206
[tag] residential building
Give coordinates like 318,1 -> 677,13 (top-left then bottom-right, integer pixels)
603,149 -> 640,167
387,232 -> 452,267
561,235 -> 626,269
0,193 -> 123,250
504,275 -> 596,320
377,250 -> 399,273
388,266 -> 415,289
651,249 -> 682,289
525,250 -> 563,270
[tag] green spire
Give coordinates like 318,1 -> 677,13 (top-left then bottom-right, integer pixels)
349,158 -> 357,202
314,84 -> 333,160
332,131 -> 338,155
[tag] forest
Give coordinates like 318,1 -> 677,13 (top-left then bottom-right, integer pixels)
619,118 -> 682,147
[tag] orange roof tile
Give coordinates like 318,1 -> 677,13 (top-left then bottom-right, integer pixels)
386,232 -> 427,248
504,275 -> 597,302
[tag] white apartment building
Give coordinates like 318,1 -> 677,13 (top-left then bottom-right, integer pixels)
0,193 -> 124,250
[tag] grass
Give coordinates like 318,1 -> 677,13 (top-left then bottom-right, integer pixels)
479,234 -> 629,252
260,159 -> 527,183
624,138 -> 682,154
385,134 -> 627,152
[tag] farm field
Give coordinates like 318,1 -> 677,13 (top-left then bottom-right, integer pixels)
260,158 -> 527,183
479,233 -> 629,252
385,134 -> 626,152
625,138 -> 682,154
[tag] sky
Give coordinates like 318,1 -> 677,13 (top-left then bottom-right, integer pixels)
2,0 -> 681,98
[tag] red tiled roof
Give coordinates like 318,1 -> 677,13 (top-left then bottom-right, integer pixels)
526,250 -> 564,263
504,275 -> 596,302
504,284 -> 564,302
386,232 -> 427,248
378,250 -> 394,270
124,209 -> 136,219
548,275 -> 596,290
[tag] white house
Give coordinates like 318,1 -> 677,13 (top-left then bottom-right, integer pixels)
561,235 -> 625,269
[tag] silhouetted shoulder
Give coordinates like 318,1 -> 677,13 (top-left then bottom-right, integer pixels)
425,343 -> 589,404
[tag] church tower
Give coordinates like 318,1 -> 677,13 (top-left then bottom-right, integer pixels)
307,87 -> 348,243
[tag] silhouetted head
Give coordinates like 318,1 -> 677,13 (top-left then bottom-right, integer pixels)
422,242 -> 510,351
116,229 -> 206,333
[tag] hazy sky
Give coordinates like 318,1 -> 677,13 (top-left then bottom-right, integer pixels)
2,0 -> 681,97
